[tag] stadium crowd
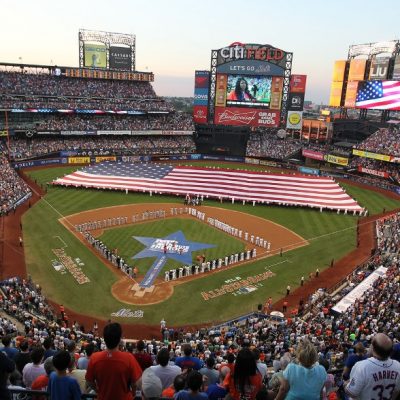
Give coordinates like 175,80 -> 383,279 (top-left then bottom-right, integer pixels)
246,133 -> 302,159
1,212 -> 399,399
349,157 -> 400,183
354,127 -> 400,157
3,135 -> 196,160
0,154 -> 31,216
0,71 -> 175,112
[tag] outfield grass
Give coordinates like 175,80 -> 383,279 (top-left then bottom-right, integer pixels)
22,164 -> 400,325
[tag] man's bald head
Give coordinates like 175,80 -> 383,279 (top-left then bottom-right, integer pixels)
372,333 -> 393,360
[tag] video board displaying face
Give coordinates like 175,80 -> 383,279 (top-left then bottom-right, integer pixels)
84,43 -> 107,69
225,75 -> 272,108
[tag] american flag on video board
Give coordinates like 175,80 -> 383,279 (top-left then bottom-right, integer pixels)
356,80 -> 400,110
53,163 -> 363,211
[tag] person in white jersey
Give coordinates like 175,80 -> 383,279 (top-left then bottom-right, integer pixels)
346,333 -> 400,400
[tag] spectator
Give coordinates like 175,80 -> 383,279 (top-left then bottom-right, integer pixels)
162,373 -> 186,399
0,351 -> 15,400
31,356 -> 55,399
346,333 -> 400,400
134,340 -> 153,371
226,348 -> 263,400
342,342 -> 367,380
176,370 -> 208,400
22,346 -> 45,389
150,347 -> 181,389
141,367 -> 163,400
85,322 -> 142,400
48,350 -> 81,400
175,344 -> 203,371
206,366 -> 229,400
199,357 -> 219,388
275,338 -> 327,400
0,336 -> 18,360
14,340 -> 31,374
76,342 -> 95,370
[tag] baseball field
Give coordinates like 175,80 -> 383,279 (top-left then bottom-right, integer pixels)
19,162 -> 400,331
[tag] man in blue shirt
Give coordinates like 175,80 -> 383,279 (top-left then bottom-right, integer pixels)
175,344 -> 203,371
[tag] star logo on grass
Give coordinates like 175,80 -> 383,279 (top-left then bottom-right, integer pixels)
132,230 -> 215,287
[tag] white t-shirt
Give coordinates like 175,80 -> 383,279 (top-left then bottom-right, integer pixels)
346,357 -> 400,400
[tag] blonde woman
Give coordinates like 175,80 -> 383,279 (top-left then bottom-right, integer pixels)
275,338 -> 327,400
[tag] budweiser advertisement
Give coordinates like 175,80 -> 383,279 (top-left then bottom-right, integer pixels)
358,166 -> 389,178
193,106 -> 208,124
214,107 -> 280,127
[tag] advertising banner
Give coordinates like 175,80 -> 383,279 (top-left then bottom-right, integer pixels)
109,46 -> 132,70
245,157 -> 260,165
332,60 -> 347,82
216,43 -> 288,70
95,156 -> 117,163
332,266 -> 387,313
353,149 -> 392,162
329,81 -> 344,107
348,59 -> 367,81
288,93 -> 305,110
302,149 -> 325,161
325,154 -> 349,166
357,166 -> 389,178
194,88 -> 209,106
84,43 -> 107,68
289,75 -> 307,93
298,166 -> 320,175
193,106 -> 208,124
270,77 -> 283,110
214,107 -> 280,127
393,55 -> 400,80
286,111 -> 303,129
61,131 -> 97,135
259,160 -> 278,167
97,130 -> 131,135
68,157 -> 90,164
369,57 -> 389,80
216,59 -> 284,76
215,74 -> 228,107
344,81 -> 359,108
195,71 -> 210,88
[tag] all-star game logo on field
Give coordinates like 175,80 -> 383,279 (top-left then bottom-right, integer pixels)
149,239 -> 189,254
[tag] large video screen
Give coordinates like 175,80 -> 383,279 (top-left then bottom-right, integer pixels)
226,75 -> 272,108
84,43 -> 107,69
356,80 -> 400,110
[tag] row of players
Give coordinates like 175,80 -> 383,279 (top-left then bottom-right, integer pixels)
164,248 -> 257,281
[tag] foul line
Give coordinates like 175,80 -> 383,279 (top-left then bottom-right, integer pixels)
53,236 -> 68,248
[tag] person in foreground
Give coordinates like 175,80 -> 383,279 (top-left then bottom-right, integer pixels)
345,333 -> 400,400
48,350 -> 81,400
275,338 -> 327,400
86,322 -> 143,400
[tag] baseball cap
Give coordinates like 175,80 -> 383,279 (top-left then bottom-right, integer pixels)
142,368 -> 162,399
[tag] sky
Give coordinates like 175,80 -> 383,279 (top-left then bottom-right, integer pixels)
1,0 -> 400,103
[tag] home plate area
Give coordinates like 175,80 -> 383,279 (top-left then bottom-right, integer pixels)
129,283 -> 155,297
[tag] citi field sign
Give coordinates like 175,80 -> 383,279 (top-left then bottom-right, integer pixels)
217,43 -> 289,67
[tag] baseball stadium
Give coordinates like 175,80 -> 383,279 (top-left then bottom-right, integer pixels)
1,30 -> 400,400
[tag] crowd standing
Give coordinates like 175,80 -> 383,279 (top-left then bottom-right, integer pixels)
354,127 -> 400,157
246,133 -> 302,159
1,212 -> 399,399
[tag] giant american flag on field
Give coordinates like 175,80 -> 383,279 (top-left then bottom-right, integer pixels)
355,80 -> 400,110
52,162 -> 363,212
